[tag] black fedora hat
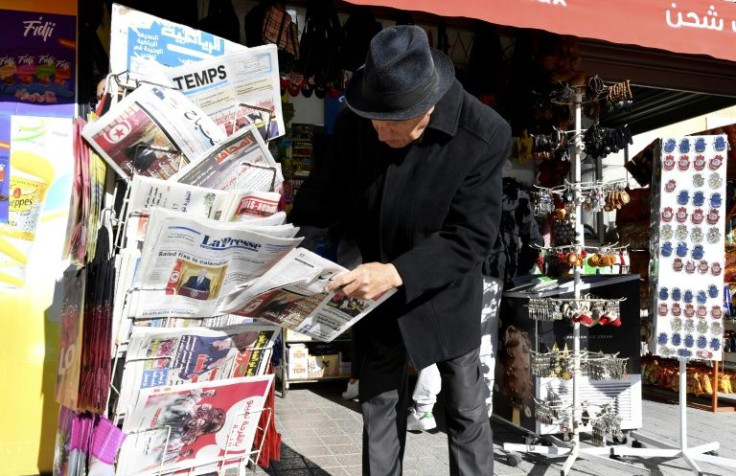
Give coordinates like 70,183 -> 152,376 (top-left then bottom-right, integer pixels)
345,25 -> 455,121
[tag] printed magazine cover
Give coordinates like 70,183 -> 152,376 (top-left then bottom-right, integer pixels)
116,324 -> 279,417
119,375 -> 273,475
55,267 -> 86,410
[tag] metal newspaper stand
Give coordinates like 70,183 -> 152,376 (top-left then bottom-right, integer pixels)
121,406 -> 273,476
98,85 -> 283,473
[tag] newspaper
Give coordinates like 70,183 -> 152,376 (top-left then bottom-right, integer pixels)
118,375 -> 274,476
130,207 -> 302,319
113,191 -> 285,347
172,124 -> 283,193
219,248 -> 396,343
127,174 -> 230,221
161,45 -> 286,141
81,84 -> 225,180
109,3 -> 244,91
116,323 -> 279,418
127,175 -> 282,225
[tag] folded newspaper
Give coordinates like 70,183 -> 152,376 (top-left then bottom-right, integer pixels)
113,187 -> 285,347
118,375 -> 273,476
160,44 -> 286,141
130,207 -> 300,318
116,323 -> 279,418
126,174 -> 281,227
217,248 -> 396,342
172,124 -> 284,193
127,207 -> 393,342
82,84 -> 225,180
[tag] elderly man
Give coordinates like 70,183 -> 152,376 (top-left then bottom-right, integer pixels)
290,25 -> 511,475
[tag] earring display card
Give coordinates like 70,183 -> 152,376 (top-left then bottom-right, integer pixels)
651,135 -> 728,361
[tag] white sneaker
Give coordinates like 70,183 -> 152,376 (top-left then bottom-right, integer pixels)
407,407 -> 436,431
342,380 -> 359,400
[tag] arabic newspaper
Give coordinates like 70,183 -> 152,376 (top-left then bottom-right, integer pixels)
161,45 -> 286,141
126,175 -> 282,225
172,124 -> 283,192
127,174 -> 230,221
118,375 -> 273,476
109,4 -> 244,90
218,248 -> 396,342
81,84 -> 225,180
116,323 -> 279,418
130,207 -> 302,318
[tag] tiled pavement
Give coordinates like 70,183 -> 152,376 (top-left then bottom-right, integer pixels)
252,380 -> 736,476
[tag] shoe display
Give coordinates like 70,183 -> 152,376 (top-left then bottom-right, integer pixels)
342,380 -> 359,400
407,407 -> 436,431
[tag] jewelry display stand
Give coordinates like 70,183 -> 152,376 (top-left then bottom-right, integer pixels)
609,134 -> 736,474
502,87 -> 647,476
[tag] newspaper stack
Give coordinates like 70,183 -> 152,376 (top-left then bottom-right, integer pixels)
117,375 -> 274,475
116,323 -> 279,418
120,202 -> 393,343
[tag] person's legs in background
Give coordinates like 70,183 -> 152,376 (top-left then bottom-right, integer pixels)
480,275 -> 503,416
437,347 -> 494,476
407,364 -> 441,431
343,377 -> 359,400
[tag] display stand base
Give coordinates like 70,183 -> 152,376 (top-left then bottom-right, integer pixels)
612,359 -> 736,476
610,358 -> 736,475
503,435 -> 650,476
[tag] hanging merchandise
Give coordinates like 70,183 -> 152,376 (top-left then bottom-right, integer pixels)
650,135 -> 728,361
296,0 -> 343,98
197,0 -> 241,44
77,226 -> 114,413
244,1 -> 300,74
339,6 -> 382,74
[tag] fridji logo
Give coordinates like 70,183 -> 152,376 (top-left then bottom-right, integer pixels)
23,17 -> 56,42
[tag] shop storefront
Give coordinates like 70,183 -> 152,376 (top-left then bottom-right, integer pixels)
4,0 -> 736,474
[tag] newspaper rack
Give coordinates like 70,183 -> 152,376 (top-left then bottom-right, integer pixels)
121,406 -> 273,476
108,294 -> 277,421
106,70 -> 181,101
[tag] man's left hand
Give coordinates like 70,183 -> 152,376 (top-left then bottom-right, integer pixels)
325,262 -> 403,300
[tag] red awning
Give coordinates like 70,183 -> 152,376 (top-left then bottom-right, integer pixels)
346,0 -> 736,64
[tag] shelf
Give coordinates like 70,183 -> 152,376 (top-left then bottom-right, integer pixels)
643,384 -> 736,412
282,376 -> 350,383
285,338 -> 350,344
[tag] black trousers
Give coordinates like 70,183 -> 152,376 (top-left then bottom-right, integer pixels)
358,332 -> 493,476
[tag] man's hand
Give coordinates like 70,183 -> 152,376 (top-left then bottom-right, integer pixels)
325,262 -> 403,300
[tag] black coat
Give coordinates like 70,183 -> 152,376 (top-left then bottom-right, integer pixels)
289,80 -> 511,369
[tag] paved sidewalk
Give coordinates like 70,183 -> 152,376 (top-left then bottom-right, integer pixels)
254,381 -> 736,476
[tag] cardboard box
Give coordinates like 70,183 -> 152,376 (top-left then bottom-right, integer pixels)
285,328 -> 312,341
288,361 -> 308,380
308,354 -> 339,378
288,344 -> 309,380
288,343 -> 309,361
